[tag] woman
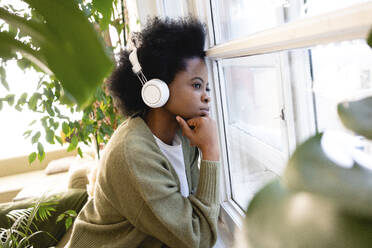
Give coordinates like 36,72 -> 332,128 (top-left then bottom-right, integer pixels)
67,17 -> 220,248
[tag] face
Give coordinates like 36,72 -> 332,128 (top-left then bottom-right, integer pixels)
165,57 -> 210,120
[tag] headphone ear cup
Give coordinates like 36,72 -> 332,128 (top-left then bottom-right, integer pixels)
141,79 -> 169,108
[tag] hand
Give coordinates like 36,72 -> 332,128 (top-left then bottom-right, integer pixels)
176,115 -> 220,161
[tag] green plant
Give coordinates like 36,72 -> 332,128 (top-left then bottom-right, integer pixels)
56,210 -> 77,231
0,0 -> 114,108
0,197 -> 57,248
0,0 -> 129,162
10,77 -> 123,163
243,30 -> 372,247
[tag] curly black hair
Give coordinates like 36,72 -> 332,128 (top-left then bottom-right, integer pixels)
108,17 -> 206,117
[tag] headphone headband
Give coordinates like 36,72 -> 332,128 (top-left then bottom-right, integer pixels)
129,48 -> 147,85
129,48 -> 142,74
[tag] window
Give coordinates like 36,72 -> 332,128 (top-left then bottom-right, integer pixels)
152,0 -> 372,246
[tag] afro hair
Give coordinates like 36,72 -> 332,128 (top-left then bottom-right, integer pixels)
108,17 -> 206,117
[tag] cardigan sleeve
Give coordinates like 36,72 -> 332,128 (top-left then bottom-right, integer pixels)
104,135 -> 220,248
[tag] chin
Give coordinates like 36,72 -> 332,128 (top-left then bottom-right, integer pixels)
182,114 -> 197,120
179,112 -> 204,120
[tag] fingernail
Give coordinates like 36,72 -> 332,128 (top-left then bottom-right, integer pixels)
176,116 -> 180,122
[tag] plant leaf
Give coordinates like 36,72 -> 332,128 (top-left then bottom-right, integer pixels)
5,94 -> 15,106
14,0 -> 114,109
41,116 -> 48,129
56,213 -> 65,223
28,152 -> 37,164
65,210 -> 77,217
55,135 -> 63,145
0,31 -> 50,72
37,142 -> 44,154
0,66 -> 9,91
28,93 -> 41,111
37,142 -> 45,162
284,133 -> 372,217
0,7 -> 50,44
46,103 -> 55,116
245,179 -> 372,248
92,0 -> 113,30
54,106 -> 61,116
46,129 -> 55,144
16,92 -> 28,110
77,147 -> 83,158
62,122 -> 70,135
338,96 -> 372,139
367,28 -> 372,49
23,130 -> 32,137
65,217 -> 73,230
31,131 -> 41,144
18,230 -> 45,247
38,151 -> 45,162
28,120 -> 37,126
67,136 -> 78,152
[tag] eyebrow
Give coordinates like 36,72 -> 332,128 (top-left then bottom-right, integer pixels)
191,77 -> 205,83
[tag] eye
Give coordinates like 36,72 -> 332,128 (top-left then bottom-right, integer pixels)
192,83 -> 202,89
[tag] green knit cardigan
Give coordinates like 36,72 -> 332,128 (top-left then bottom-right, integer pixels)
67,116 -> 220,248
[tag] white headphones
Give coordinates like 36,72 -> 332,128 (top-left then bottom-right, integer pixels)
128,48 -> 169,108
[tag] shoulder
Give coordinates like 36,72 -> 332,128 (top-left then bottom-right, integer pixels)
98,117 -> 168,187
104,116 -> 161,164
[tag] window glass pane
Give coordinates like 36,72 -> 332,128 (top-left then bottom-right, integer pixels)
222,54 -> 284,151
213,0 -> 288,44
211,0 -> 371,44
161,0 -> 188,18
228,130 -> 278,208
220,53 -> 288,209
311,39 -> 372,154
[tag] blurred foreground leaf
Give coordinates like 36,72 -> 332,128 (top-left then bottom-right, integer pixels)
338,96 -> 372,139
245,179 -> 372,248
284,133 -> 372,217
0,0 -> 114,109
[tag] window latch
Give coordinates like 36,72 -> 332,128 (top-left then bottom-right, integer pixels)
274,108 -> 285,121
280,108 -> 285,121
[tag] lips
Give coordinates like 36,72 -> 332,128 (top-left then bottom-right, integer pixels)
200,108 -> 210,116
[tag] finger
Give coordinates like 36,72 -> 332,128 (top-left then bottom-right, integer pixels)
176,116 -> 193,137
187,117 -> 208,131
186,117 -> 201,130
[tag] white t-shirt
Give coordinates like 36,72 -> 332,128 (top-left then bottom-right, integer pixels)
153,134 -> 189,197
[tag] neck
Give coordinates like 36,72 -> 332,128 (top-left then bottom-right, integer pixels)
144,108 -> 179,145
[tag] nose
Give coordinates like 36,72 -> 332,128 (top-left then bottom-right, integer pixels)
201,91 -> 210,103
